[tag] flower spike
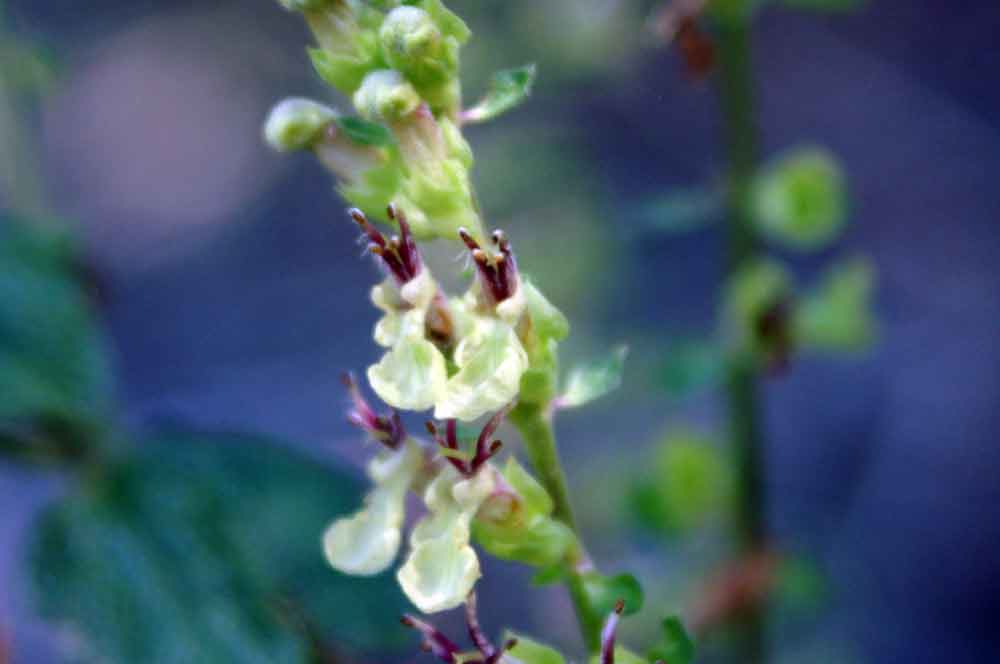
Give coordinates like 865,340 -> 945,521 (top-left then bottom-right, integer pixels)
601,599 -> 626,664
342,372 -> 406,449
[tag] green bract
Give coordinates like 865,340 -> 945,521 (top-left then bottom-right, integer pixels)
795,257 -> 877,352
473,457 -> 577,568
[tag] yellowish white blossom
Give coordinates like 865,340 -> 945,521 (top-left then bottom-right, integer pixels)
434,317 -> 529,421
323,438 -> 423,575
397,465 -> 496,613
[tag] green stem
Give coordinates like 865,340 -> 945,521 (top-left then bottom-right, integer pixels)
716,15 -> 767,664
510,402 -> 603,653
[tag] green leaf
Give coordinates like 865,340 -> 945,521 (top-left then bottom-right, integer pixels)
462,64 -> 536,124
648,616 -> 695,664
581,572 -> 644,617
557,345 -> 628,409
659,339 -> 723,399
30,431 -> 409,661
503,632 -> 566,664
0,215 -> 113,458
632,188 -> 721,235
335,115 -> 395,147
781,0 -> 865,12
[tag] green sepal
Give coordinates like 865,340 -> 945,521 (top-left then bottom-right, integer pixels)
647,616 -> 695,664
580,572 -> 644,617
335,116 -> 395,146
308,47 -> 374,95
557,345 -> 628,409
462,64 -> 537,124
503,632 -> 566,664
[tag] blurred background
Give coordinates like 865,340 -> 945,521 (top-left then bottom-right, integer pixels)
2,1 -> 999,662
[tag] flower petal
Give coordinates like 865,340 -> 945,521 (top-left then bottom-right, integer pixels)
434,319 -> 528,421
368,313 -> 448,411
323,440 -> 422,576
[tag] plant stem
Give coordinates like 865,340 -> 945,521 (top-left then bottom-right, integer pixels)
510,402 -> 603,653
716,15 -> 767,664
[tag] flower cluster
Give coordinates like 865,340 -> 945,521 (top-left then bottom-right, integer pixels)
326,361 -> 576,615
265,0 -> 483,241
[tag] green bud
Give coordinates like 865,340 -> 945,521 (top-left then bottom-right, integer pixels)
753,146 -> 848,251
653,431 -> 729,533
263,98 -> 336,152
723,259 -> 792,357
380,6 -> 455,85
353,69 -> 421,123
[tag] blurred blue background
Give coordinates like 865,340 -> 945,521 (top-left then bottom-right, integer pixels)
2,1 -> 999,662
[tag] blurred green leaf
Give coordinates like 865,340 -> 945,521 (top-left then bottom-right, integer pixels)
648,616 -> 695,664
581,572 -> 644,617
335,116 -> 394,146
794,256 -> 877,354
629,431 -> 729,536
463,64 -> 536,124
0,216 -> 112,458
633,188 -> 721,235
558,345 -> 628,409
31,431 -> 408,662
659,340 -> 723,399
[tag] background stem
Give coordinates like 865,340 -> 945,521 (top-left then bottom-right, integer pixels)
510,402 -> 603,653
716,15 -> 767,664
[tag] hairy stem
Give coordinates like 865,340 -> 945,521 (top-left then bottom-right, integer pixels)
716,15 -> 767,664
510,402 -> 603,653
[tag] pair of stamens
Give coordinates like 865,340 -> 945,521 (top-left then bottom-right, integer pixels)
459,228 -> 517,305
350,204 -> 422,284
403,596 -> 651,664
425,407 -> 507,477
402,593 -> 516,664
342,373 -> 406,449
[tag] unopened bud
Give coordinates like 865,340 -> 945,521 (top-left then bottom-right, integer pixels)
263,98 -> 336,152
380,7 -> 452,85
353,69 -> 421,123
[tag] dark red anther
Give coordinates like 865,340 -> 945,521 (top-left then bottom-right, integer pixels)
402,593 -> 513,664
600,600 -> 626,664
426,419 -> 470,475
349,206 -> 421,284
755,298 -> 793,375
470,407 -> 510,472
342,372 -> 406,449
459,227 -> 518,306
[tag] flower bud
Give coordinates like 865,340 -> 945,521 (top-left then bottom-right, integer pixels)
723,259 -> 793,364
752,146 -> 847,252
353,69 -> 422,123
380,6 -> 455,85
263,98 -> 336,152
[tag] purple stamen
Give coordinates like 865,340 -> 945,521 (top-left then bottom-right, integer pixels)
601,600 -> 625,664
342,372 -> 405,449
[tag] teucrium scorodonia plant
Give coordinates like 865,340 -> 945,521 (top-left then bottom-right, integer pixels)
265,1 -> 693,661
